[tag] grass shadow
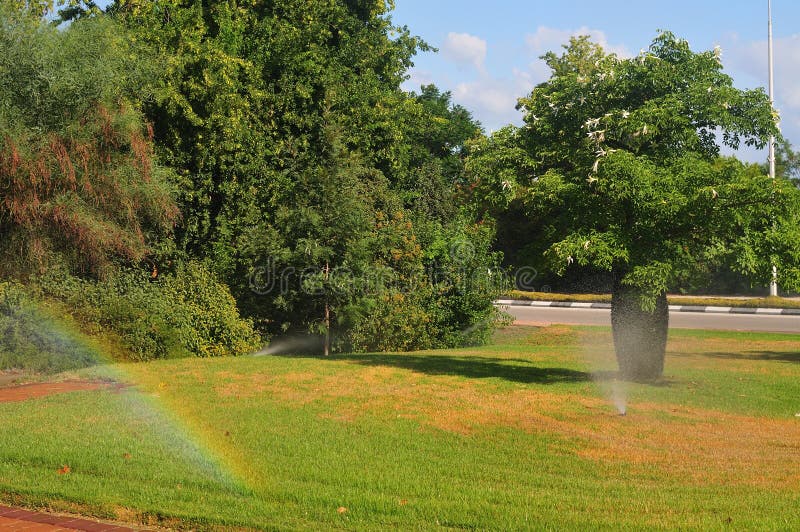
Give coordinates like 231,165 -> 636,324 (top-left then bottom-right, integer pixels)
272,352 -> 591,385
690,351 -> 800,364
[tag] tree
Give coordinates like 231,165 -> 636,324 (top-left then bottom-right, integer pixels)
0,4 -> 177,277
112,0 -> 505,351
472,32 -> 800,380
113,0 -> 427,269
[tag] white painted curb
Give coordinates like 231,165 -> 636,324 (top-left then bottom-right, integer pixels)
495,299 -> 800,316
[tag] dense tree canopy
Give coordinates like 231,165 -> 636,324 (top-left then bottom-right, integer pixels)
101,0 -> 504,350
10,1 -> 797,366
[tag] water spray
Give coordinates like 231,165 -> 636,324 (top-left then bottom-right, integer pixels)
251,334 -> 324,356
611,378 -> 627,416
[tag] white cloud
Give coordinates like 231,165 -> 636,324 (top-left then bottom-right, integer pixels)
441,32 -> 488,72
404,68 -> 437,91
525,26 -> 631,59
725,34 -> 800,131
451,70 -> 535,131
421,27 -> 631,133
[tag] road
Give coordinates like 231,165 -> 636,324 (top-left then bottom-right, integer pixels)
502,305 -> 800,333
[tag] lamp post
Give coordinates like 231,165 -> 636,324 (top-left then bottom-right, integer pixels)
768,0 -> 779,297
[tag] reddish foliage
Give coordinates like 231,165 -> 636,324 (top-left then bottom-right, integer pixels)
0,103 -> 178,275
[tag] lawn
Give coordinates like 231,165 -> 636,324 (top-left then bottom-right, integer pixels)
1,325 -> 800,530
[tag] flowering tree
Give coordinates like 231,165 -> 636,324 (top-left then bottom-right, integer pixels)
470,32 -> 800,380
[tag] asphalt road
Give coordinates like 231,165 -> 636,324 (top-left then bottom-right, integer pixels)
502,305 -> 800,333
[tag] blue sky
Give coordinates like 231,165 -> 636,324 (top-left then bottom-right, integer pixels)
390,0 -> 800,162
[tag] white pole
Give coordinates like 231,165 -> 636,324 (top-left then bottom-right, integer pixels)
768,0 -> 779,297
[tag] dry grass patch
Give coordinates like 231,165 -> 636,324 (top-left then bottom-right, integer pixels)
202,346 -> 800,490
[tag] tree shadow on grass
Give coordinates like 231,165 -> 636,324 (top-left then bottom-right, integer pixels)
689,351 -> 800,364
272,352 -> 591,385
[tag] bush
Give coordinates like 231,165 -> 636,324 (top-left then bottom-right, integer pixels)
159,263 -> 263,357
346,222 -> 510,353
37,263 -> 261,361
346,289 -> 438,352
0,282 -> 99,373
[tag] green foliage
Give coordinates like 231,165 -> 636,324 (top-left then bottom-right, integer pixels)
0,8 -> 176,277
0,0 -> 506,360
159,263 -> 263,357
108,0 -> 503,352
404,85 -> 482,186
36,264 -> 261,361
113,0 -> 427,265
236,124 -> 506,352
474,32 -> 800,308
0,281 -> 99,372
347,289 -> 438,352
347,220 -> 510,352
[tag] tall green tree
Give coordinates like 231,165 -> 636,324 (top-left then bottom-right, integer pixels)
110,0 -> 505,350
470,32 -> 800,379
113,0 -> 425,268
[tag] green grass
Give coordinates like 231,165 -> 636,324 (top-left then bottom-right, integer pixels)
507,290 -> 800,309
2,326 -> 800,529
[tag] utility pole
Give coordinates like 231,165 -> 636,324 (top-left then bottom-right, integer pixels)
768,0 -> 779,297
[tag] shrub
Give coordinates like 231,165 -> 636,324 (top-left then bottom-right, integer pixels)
0,282 -> 99,373
37,263 -> 261,361
346,289 -> 438,352
345,222 -> 510,353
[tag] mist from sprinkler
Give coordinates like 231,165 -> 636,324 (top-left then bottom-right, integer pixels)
578,323 -> 631,417
252,334 -> 325,356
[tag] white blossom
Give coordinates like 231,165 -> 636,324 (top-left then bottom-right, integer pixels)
584,117 -> 600,130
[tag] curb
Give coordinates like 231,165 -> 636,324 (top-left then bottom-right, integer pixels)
495,299 -> 800,316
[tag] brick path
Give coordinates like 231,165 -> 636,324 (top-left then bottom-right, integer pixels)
0,381 -> 127,404
0,505 -> 137,531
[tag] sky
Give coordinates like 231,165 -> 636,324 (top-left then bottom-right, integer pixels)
389,0 -> 800,162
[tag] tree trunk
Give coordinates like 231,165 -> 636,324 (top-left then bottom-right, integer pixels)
610,277 -> 669,381
323,261 -> 330,357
